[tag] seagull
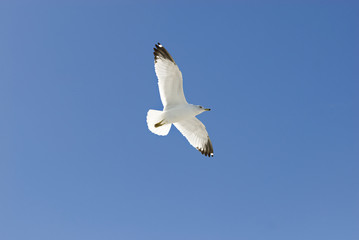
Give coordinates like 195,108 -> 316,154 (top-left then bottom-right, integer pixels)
146,43 -> 214,157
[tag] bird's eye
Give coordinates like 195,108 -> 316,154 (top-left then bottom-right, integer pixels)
200,106 -> 203,108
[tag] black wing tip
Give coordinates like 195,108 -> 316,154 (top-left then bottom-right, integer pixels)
153,42 -> 176,64
197,138 -> 214,157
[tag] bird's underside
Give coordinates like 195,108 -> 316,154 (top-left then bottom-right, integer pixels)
146,43 -> 214,157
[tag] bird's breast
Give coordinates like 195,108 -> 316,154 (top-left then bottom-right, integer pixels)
163,105 -> 197,124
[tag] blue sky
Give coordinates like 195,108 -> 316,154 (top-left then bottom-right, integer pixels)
1,1 -> 358,240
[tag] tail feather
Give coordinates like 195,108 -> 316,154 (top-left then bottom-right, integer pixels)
146,109 -> 171,136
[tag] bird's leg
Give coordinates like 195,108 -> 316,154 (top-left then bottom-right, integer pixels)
154,120 -> 165,128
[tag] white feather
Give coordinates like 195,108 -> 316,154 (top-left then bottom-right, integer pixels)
154,56 -> 187,108
146,109 -> 171,136
174,117 -> 213,156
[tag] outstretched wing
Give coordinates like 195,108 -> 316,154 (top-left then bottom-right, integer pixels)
174,117 -> 214,157
154,43 -> 187,108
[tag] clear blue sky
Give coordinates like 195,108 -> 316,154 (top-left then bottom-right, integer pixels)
1,1 -> 358,240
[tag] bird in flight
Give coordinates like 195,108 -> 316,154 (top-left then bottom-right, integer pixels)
146,43 -> 214,157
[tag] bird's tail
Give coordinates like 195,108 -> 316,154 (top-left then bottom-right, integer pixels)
146,109 -> 171,136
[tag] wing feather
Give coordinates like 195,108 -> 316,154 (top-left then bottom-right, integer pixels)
154,43 -> 187,108
174,117 -> 214,157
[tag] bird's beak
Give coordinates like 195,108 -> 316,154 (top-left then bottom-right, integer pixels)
204,108 -> 211,111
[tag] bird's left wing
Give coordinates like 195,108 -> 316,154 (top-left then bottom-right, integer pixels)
154,43 -> 187,108
174,117 -> 214,157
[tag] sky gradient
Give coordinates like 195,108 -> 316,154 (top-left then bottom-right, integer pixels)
1,1 -> 358,240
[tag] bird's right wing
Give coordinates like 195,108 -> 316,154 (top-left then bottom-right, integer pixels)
174,117 -> 214,157
154,43 -> 187,108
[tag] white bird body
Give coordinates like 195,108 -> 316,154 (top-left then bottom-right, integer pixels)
162,104 -> 204,124
146,43 -> 214,157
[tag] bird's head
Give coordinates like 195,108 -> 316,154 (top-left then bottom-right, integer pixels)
197,105 -> 211,113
